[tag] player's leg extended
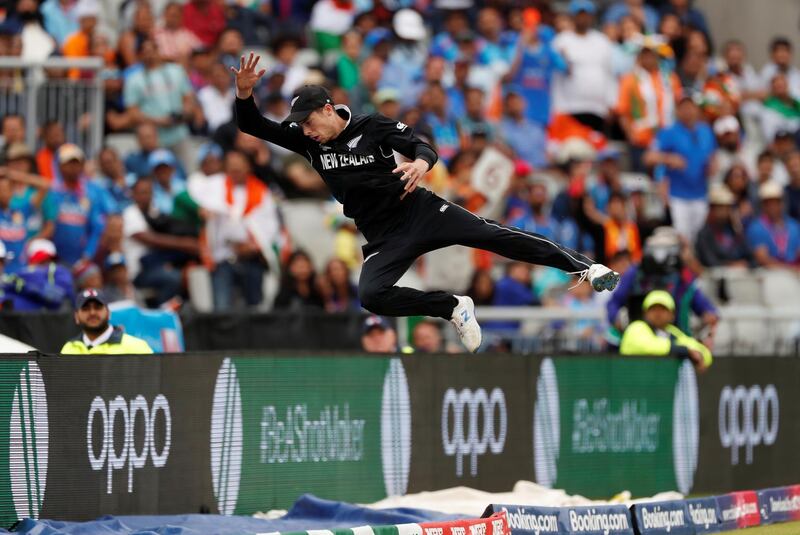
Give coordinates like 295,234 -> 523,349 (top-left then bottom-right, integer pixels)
358,233 -> 482,353
357,240 -> 457,319
438,202 -> 620,291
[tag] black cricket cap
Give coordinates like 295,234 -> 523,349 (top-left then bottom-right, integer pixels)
282,85 -> 334,126
76,288 -> 108,308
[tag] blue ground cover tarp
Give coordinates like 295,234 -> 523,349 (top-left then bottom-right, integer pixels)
9,495 -> 465,535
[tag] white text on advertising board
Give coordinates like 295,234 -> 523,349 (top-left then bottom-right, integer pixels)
569,509 -> 630,534
86,394 -> 171,493
571,399 -> 660,453
441,387 -> 507,477
640,506 -> 686,531
260,404 -> 365,463
502,507 -> 559,535
718,384 -> 779,465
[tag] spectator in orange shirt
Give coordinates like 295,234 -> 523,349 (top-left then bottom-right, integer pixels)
35,121 -> 65,181
603,192 -> 642,262
62,0 -> 99,79
617,35 -> 681,171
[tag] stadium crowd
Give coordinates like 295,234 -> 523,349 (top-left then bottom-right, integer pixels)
0,0 -> 798,348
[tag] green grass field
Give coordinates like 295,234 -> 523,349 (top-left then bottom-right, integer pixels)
722,522 -> 800,534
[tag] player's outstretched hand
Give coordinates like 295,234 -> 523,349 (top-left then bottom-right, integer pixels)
395,159 -> 429,200
231,52 -> 266,100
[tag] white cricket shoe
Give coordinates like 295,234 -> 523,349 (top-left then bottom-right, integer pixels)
586,264 -> 621,292
450,295 -> 482,353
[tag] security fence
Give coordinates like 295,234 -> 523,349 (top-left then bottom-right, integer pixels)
0,57 -> 104,158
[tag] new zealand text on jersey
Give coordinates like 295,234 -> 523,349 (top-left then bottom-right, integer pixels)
319,152 -> 376,170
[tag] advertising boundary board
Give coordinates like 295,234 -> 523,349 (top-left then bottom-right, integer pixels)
0,353 -> 797,527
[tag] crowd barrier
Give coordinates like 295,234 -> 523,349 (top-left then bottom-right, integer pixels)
0,353 -> 797,527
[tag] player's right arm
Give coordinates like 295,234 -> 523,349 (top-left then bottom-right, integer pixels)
232,52 -> 308,155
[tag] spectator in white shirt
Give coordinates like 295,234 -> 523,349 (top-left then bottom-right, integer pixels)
552,0 -> 617,133
760,37 -> 800,101
197,62 -> 235,134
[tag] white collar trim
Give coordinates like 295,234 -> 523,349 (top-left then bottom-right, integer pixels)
83,325 -> 114,348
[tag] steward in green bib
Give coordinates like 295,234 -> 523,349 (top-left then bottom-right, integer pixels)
620,290 -> 712,371
60,289 -> 153,355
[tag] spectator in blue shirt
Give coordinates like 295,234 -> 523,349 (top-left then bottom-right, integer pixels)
644,95 -> 717,243
124,122 -> 187,180
498,90 -> 548,169
747,181 -> 800,268
39,144 -> 107,266
504,19 -> 567,126
1,238 -> 74,311
0,169 -> 47,273
95,146 -> 134,213
147,149 -> 186,215
604,0 -> 660,34
423,83 -> 462,165
430,10 -> 470,63
661,0 -> 711,43
489,261 -> 539,332
510,178 -> 581,250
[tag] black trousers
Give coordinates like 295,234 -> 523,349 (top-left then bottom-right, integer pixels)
358,190 -> 596,319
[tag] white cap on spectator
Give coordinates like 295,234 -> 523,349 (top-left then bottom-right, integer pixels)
74,0 -> 100,19
557,137 -> 596,164
57,143 -> 85,164
759,181 -> 784,201
708,184 -> 735,206
713,115 -> 740,136
26,239 -> 57,264
394,9 -> 426,41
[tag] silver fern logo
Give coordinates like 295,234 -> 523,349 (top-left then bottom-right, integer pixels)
673,360 -> 699,494
9,362 -> 48,520
533,358 -> 559,488
210,358 -> 243,515
381,358 -> 411,496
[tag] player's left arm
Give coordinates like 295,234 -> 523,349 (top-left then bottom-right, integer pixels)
372,114 -> 438,197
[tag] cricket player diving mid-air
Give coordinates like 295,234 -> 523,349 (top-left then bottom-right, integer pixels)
232,53 -> 620,352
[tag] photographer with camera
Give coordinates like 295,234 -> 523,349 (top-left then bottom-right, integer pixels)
606,227 -> 719,350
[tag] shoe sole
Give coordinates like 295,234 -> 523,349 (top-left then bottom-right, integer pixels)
593,272 -> 621,291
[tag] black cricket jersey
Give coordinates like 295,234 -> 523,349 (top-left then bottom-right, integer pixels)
235,96 -> 438,241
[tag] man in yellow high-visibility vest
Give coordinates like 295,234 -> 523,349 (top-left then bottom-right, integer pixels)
60,289 -> 153,354
620,290 -> 712,371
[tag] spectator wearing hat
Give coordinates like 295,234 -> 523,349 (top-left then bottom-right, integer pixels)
711,115 -> 748,184
620,290 -> 711,372
617,35 -> 681,170
39,144 -> 107,266
72,259 -> 102,292
102,252 -> 134,303
1,238 -> 73,311
551,0 -> 617,133
746,181 -> 800,268
361,315 -> 411,354
61,0 -> 99,79
498,90 -> 547,169
373,89 -> 401,121
759,73 -> 800,146
124,123 -> 187,182
695,185 -> 752,268
60,289 -> 153,354
147,149 -> 186,215
504,9 -> 567,127
644,95 -> 717,243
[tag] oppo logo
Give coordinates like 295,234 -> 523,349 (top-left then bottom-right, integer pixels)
718,385 -> 779,465
441,387 -> 507,477
87,394 -> 172,493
